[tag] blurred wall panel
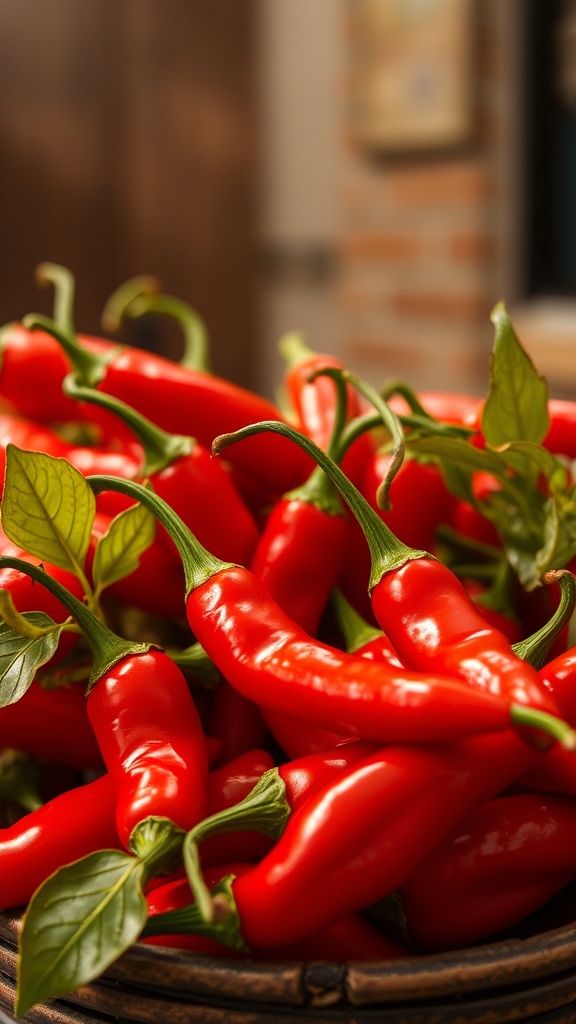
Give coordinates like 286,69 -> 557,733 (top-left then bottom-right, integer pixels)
0,0 -> 259,387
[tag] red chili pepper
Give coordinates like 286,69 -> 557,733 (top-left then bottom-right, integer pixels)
211,401 -> 567,747
279,331 -> 377,486
86,649 -> 209,846
146,864 -> 407,960
189,739 -> 383,875
0,556 -> 209,849
23,314 -> 312,496
0,322 -> 114,424
249,371 -> 351,637
144,731 -> 544,952
0,772 -> 121,910
393,389 -> 576,459
0,679 -> 102,770
397,792 -> 576,951
63,378 -> 260,568
86,475 -> 568,748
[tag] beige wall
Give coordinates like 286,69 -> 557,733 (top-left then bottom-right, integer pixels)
257,1 -> 576,402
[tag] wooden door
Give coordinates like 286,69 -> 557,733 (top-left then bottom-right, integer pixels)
0,0 -> 259,387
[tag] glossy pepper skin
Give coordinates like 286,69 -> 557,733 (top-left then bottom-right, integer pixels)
86,650 -> 209,847
63,379 -> 261,570
185,566 -> 517,745
0,679 -> 102,770
398,792 -> 576,951
249,496 -> 348,637
24,315 -> 312,496
280,335 -> 376,487
0,773 -> 121,910
84,475 -> 552,748
146,864 -> 407,961
214,732 -> 543,950
0,323 -> 114,423
371,558 -> 559,725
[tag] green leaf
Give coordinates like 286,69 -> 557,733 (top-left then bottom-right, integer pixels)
0,613 -> 63,706
2,446 -> 95,573
16,850 -> 147,1018
92,500 -> 156,592
406,435 -> 508,478
497,441 -> 569,496
482,302 -> 550,446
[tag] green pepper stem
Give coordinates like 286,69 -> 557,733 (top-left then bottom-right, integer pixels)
278,329 -> 316,370
116,292 -> 211,373
212,419 -> 426,591
167,641 -> 220,687
183,769 -> 290,922
86,476 -> 233,595
142,875 -> 248,952
331,588 -> 384,654
308,367 -> 406,512
282,369 -> 348,515
62,375 -> 194,477
512,570 -> 576,670
22,313 -> 115,388
130,817 -> 185,884
511,704 -> 576,750
35,263 -> 76,337
100,275 -> 161,334
0,556 -> 150,690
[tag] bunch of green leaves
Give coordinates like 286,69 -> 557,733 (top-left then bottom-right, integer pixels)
406,302 -> 576,591
0,445 -> 155,707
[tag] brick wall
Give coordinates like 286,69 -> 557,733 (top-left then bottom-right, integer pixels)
335,0 -> 512,397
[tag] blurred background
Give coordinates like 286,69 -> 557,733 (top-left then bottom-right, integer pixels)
0,0 -> 573,400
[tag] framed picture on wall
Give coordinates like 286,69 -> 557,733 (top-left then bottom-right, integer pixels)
348,0 -> 475,153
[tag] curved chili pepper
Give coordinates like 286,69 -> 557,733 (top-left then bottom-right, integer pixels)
397,792 -> 576,951
0,556 -> 209,848
211,402 -> 568,748
63,378 -> 260,568
249,370 -> 351,637
0,772 -> 121,910
0,679 -> 102,770
279,331 -> 377,486
23,314 -> 312,496
146,864 -> 407,960
85,475 -> 570,748
86,649 -> 209,846
0,322 -> 114,424
144,730 -> 544,951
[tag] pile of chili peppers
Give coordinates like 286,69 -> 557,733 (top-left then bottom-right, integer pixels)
3,266 -> 576,1015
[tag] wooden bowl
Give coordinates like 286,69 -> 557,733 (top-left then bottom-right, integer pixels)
3,886 -> 576,1024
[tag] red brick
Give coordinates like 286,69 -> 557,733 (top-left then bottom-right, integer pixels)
338,231 -> 421,262
391,291 -> 490,322
342,337 -> 427,369
450,231 -> 494,263
389,160 -> 494,206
